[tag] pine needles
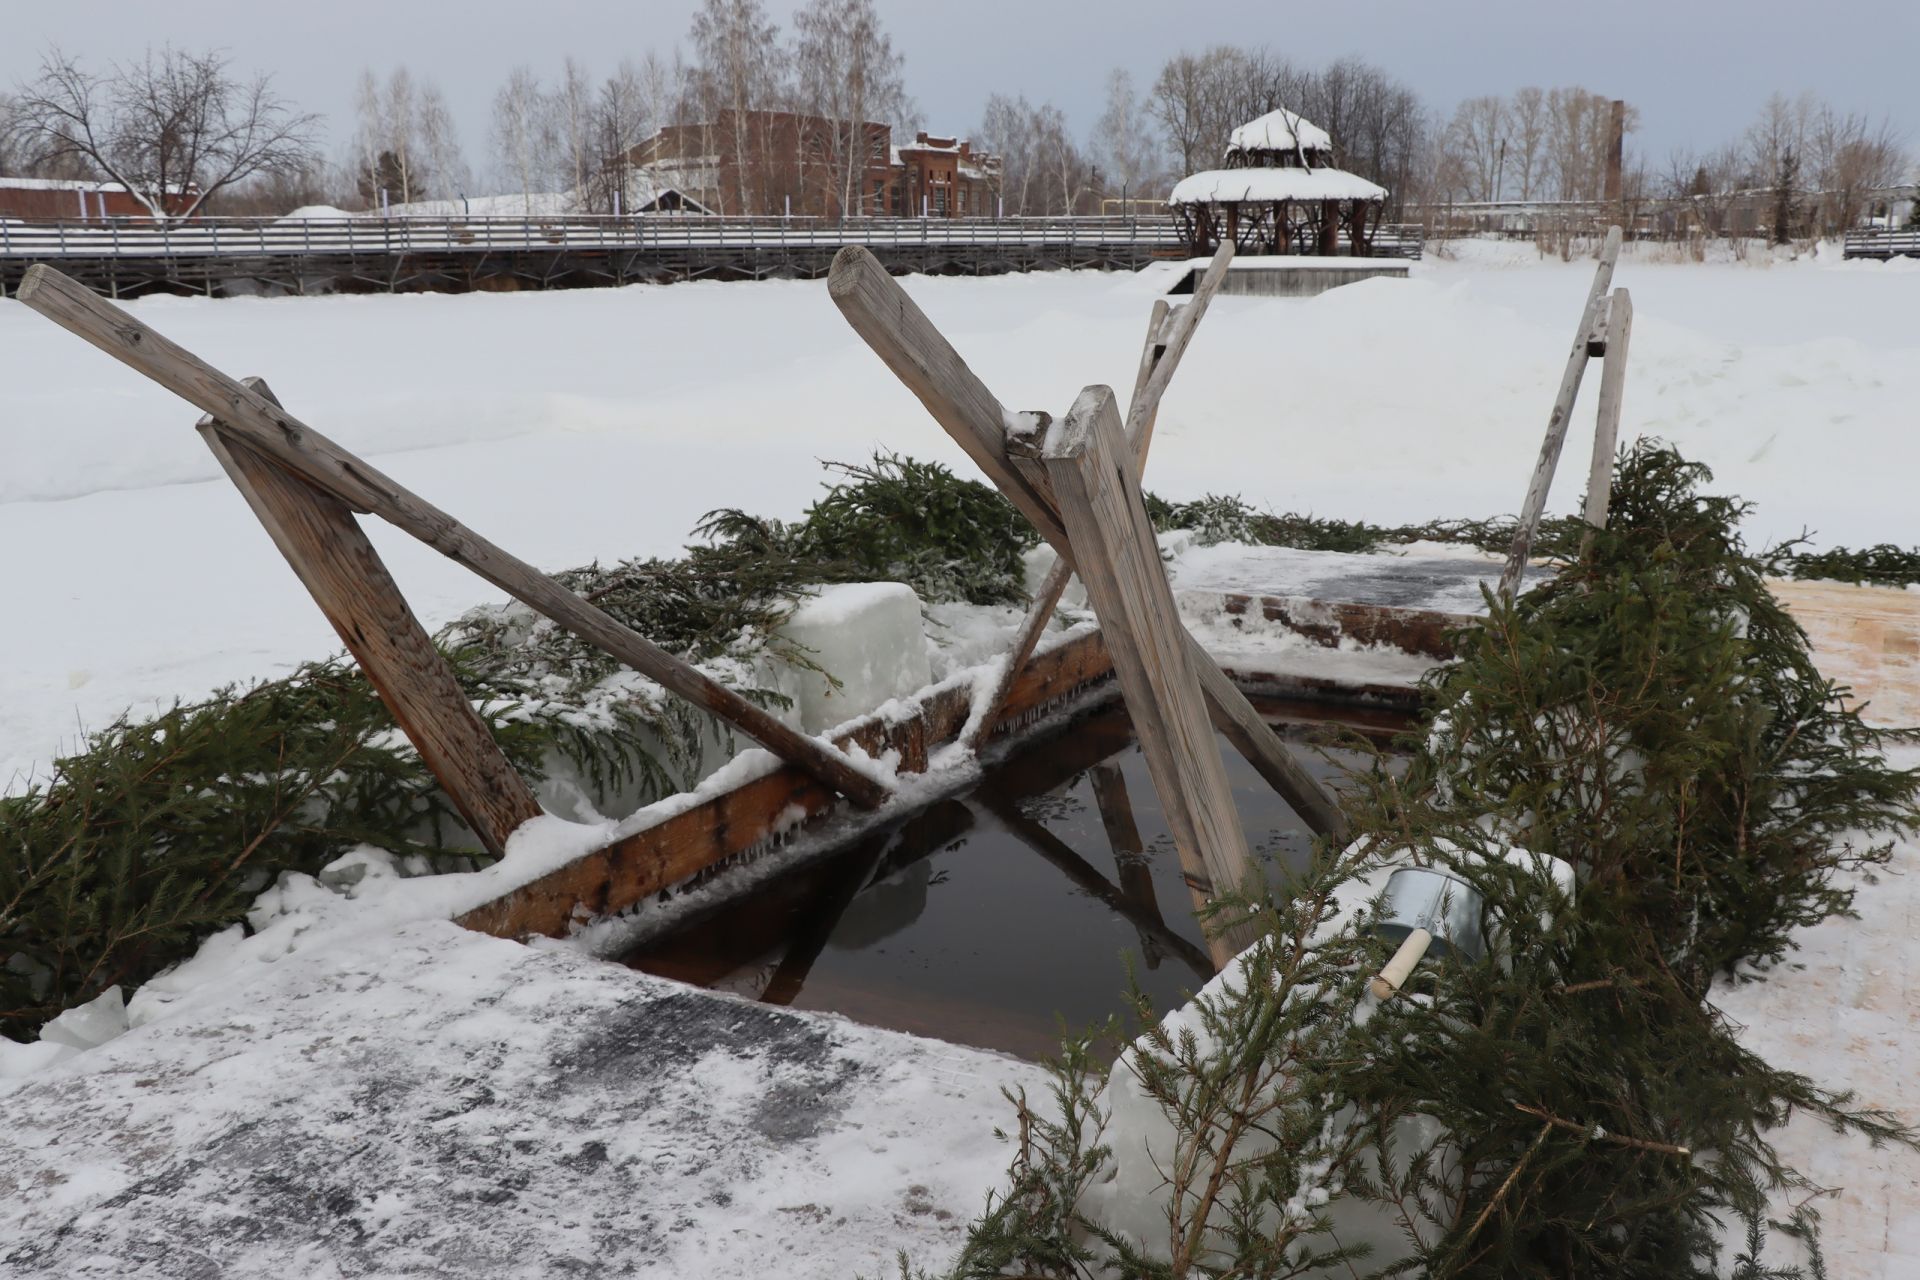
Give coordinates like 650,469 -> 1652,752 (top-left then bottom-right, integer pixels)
949,443 -> 1920,1279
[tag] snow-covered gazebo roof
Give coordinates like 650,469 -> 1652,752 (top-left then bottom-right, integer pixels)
1169,168 -> 1386,206
1226,108 -> 1333,157
1167,105 -> 1390,257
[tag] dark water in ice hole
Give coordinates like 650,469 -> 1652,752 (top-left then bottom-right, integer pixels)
624,698 -> 1411,1061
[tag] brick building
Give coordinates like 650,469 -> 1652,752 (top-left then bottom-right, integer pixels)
625,112 -> 998,219
0,177 -> 195,221
889,132 -> 999,218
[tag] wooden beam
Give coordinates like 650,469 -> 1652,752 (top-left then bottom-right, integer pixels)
16,263 -> 889,810
198,379 -> 541,857
1581,288 -> 1633,553
458,623 -> 1117,940
1498,224 -> 1623,599
965,294 -> 1174,751
1040,385 -> 1258,953
829,246 -> 1347,840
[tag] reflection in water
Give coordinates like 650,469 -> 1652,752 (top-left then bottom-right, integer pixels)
625,698 -> 1405,1060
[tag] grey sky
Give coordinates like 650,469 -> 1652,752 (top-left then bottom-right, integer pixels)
5,0 -> 1915,186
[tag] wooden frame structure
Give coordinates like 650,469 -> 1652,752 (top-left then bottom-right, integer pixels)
1499,225 -> 1634,596
15,263 -> 892,863
17,242 -> 1357,972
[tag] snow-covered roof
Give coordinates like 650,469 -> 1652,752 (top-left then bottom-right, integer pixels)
1169,168 -> 1387,205
1227,109 -> 1333,156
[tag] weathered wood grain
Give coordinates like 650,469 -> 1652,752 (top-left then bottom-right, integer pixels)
17,263 -> 888,809
829,244 -> 1347,839
1582,287 -> 1633,550
198,379 -> 542,857
457,624 -> 1117,940
1041,386 -> 1257,951
965,295 -> 1173,751
1498,224 -> 1623,599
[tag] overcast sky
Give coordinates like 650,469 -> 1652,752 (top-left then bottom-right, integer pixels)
5,0 -> 1915,185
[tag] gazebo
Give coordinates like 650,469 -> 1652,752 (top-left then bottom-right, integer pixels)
1169,109 -> 1388,257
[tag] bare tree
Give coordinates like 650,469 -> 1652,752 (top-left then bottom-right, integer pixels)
555,56 -> 596,202
793,0 -> 912,218
12,45 -> 320,222
491,65 -> 551,214
418,83 -> 467,203
1806,105 -> 1905,236
1443,95 -> 1508,201
1508,87 -> 1546,200
978,92 -> 1038,213
688,0 -> 786,214
1746,91 -> 1815,242
1091,69 -> 1162,204
582,56 -> 671,213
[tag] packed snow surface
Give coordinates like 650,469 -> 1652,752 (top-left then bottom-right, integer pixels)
0,922 -> 1045,1278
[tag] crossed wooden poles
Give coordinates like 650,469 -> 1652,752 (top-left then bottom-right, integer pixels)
1500,224 -> 1635,596
19,251 -> 1348,966
827,243 -> 1349,958
15,264 -> 889,862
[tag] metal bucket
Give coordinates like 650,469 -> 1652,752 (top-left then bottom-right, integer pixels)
1374,866 -> 1487,964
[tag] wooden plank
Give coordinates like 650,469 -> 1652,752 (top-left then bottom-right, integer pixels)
15,264 -> 888,810
829,245 -> 1347,839
1123,239 -> 1234,447
965,295 -> 1173,751
1581,287 -> 1633,551
1498,224 -> 1623,599
197,379 -> 541,858
1583,292 -> 1612,357
1040,385 -> 1257,951
457,624 -> 1117,940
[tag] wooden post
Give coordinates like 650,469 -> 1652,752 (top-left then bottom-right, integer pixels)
198,379 -> 542,858
1580,288 -> 1633,554
1039,385 -> 1258,958
16,264 -> 890,811
828,245 -> 1348,841
967,241 -> 1237,752
1498,224 -> 1622,599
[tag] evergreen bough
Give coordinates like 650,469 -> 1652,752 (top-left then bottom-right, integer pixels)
942,443 -> 1919,1279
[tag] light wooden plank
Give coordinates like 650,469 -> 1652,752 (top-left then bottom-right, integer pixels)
964,296 -> 1173,751
198,379 -> 542,857
829,245 -> 1347,839
1498,224 -> 1623,598
1581,288 -> 1633,549
16,264 -> 889,810
1041,385 -> 1258,957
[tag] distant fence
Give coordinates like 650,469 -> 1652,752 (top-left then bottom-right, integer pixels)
0,213 -> 1435,298
0,213 -> 1187,259
0,214 -> 1194,298
1842,227 -> 1920,260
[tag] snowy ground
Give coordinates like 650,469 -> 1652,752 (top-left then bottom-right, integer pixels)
0,922 -> 1046,1278
3,243 -> 1917,787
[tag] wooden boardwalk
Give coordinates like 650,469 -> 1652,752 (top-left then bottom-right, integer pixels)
0,214 -> 1188,299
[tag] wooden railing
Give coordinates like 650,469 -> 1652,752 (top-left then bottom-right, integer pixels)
1843,227 -> 1920,259
0,213 -> 1186,260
